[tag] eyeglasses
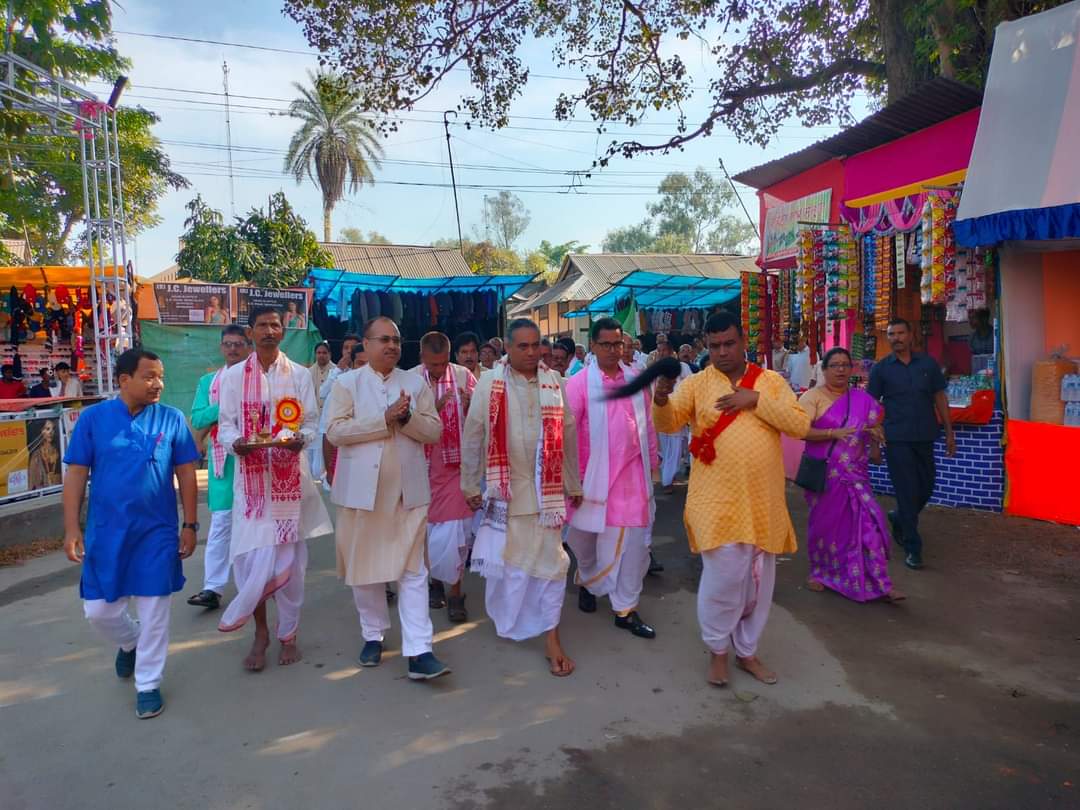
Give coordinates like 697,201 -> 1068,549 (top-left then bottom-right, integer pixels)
825,363 -> 852,370
368,335 -> 402,345
221,341 -> 247,349
594,341 -> 622,352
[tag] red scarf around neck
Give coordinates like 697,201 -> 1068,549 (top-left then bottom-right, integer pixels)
688,363 -> 764,465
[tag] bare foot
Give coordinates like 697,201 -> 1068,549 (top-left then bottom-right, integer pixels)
806,579 -> 825,592
736,655 -> 777,685
244,634 -> 269,672
707,652 -> 729,687
544,629 -> 575,677
278,639 -> 302,666
885,589 -> 907,602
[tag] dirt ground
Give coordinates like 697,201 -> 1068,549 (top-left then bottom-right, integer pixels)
0,484 -> 1077,810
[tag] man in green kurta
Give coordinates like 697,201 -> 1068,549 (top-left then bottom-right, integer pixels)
186,325 -> 251,610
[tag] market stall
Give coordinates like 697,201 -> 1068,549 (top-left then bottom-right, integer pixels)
0,264 -> 132,400
736,79 -> 1007,512
305,268 -> 535,368
955,0 -> 1080,525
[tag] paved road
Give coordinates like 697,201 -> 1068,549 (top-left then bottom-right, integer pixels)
1,486 -> 1077,809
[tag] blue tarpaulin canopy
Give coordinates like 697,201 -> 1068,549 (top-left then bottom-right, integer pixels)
306,267 -> 536,318
565,270 -> 741,317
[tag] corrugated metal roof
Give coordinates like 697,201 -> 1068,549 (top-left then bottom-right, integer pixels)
527,252 -> 756,307
732,78 -> 983,191
320,242 -> 473,278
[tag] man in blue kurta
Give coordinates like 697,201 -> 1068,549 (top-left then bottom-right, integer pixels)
63,348 -> 200,720
186,324 -> 251,610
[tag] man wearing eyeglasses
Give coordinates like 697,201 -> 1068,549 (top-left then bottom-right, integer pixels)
565,317 -> 659,639
326,316 -> 451,680
186,324 -> 251,611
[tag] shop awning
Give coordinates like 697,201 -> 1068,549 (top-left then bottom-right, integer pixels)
306,267 -> 536,317
0,265 -> 125,288
955,1 -> 1080,246
565,271 -> 741,317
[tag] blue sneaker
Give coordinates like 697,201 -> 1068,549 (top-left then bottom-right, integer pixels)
135,689 -> 164,719
115,647 -> 136,679
408,652 -> 451,681
358,640 -> 383,667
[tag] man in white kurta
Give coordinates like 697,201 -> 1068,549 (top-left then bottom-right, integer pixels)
411,331 -> 477,622
315,333 -> 361,486
217,306 -> 332,671
462,319 -> 583,676
327,316 -> 451,680
653,340 -> 692,492
565,318 -> 659,638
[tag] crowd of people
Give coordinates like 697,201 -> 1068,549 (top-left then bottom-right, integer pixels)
59,304 -> 953,719
0,360 -> 83,399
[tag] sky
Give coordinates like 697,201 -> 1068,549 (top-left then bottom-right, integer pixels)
93,1 -> 872,276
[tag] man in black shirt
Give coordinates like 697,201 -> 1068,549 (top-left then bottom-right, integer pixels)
867,318 -> 955,570
28,368 -> 54,398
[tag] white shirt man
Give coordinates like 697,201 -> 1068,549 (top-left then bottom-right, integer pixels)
326,316 -> 450,680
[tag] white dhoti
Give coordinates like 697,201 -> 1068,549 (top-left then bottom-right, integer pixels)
472,510 -> 567,641
84,596 -> 171,692
697,543 -> 776,658
426,519 -> 473,585
351,559 -> 433,657
218,541 -> 308,642
659,431 -> 686,487
203,509 -> 233,594
565,525 -> 650,615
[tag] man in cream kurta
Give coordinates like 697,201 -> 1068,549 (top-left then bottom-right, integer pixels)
653,312 -> 809,688
326,316 -> 451,680
217,306 -> 332,671
461,319 -> 583,677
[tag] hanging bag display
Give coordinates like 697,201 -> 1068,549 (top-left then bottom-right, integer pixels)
795,391 -> 851,493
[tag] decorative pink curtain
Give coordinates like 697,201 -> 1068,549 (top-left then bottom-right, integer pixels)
841,193 -> 928,235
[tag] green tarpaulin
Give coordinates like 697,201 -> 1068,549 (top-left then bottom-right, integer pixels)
140,322 -> 321,415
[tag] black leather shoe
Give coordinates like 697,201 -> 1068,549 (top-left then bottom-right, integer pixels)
186,590 -> 221,609
429,580 -> 446,609
648,552 -> 664,575
578,586 -> 597,613
887,511 -> 904,549
615,611 -> 656,639
904,553 -> 924,570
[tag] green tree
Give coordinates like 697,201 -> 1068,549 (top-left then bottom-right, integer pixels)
284,70 -> 384,242
339,227 -> 391,244
649,169 -> 756,254
537,239 -> 589,271
0,1 -> 188,262
284,0 -> 1068,155
601,223 -> 655,254
176,193 -> 331,287
435,237 -> 524,275
483,191 -> 530,250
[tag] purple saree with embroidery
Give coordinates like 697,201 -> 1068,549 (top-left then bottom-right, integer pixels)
804,388 -> 893,602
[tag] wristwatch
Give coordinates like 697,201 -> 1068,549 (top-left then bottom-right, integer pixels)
182,521 -> 200,533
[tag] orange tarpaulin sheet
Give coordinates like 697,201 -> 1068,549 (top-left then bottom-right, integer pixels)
0,265 -> 124,288
1004,419 -> 1080,525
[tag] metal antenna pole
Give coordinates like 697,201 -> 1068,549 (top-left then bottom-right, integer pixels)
443,110 -> 463,251
223,59 -> 236,218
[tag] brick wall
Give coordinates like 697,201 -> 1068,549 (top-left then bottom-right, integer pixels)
869,410 -> 1005,512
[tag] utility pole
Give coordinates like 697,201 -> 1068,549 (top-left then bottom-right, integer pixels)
223,59 -> 236,219
443,110 -> 463,251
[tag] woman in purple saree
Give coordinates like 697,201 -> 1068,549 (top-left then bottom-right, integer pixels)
798,348 -> 904,603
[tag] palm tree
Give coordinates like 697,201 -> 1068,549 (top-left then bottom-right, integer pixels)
284,70 -> 384,242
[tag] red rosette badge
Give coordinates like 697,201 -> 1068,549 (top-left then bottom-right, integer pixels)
274,397 -> 303,434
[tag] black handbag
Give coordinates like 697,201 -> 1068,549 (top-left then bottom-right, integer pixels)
795,392 -> 851,493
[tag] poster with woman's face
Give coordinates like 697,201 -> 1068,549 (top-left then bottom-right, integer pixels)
26,417 -> 63,493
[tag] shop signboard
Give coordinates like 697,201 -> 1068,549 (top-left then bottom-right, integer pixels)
0,419 -> 28,497
235,287 -> 310,329
762,189 -> 833,264
154,283 -> 233,326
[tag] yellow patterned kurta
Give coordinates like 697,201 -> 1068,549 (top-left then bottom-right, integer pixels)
653,365 -> 810,555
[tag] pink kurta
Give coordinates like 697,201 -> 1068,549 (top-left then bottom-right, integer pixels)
566,367 -> 658,527
427,449 -> 473,523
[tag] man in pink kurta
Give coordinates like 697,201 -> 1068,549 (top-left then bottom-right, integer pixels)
414,332 -> 477,622
565,317 -> 659,639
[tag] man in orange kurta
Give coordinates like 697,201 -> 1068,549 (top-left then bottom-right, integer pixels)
653,312 -> 810,688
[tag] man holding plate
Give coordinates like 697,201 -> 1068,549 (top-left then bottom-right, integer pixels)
217,305 -> 332,671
